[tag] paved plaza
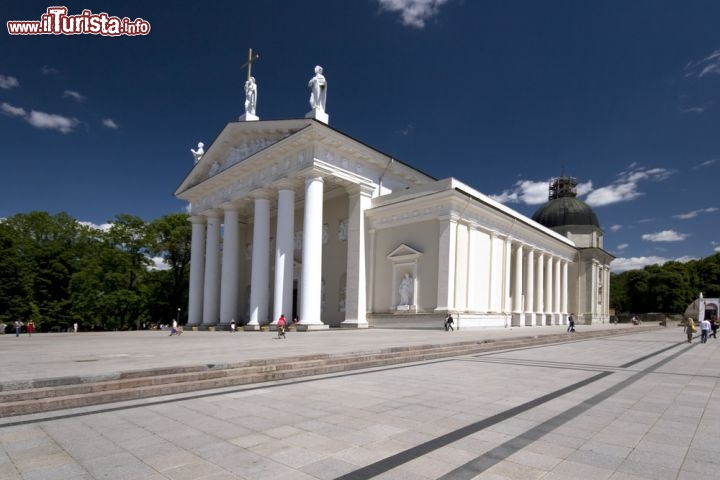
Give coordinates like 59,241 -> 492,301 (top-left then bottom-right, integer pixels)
1,326 -> 719,479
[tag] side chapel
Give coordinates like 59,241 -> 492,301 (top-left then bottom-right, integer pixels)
175,64 -> 613,330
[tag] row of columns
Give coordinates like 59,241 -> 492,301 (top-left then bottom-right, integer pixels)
187,173 -> 373,329
437,217 -> 570,324
513,242 -> 570,325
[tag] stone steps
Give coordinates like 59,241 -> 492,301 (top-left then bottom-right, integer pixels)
0,326 -> 660,418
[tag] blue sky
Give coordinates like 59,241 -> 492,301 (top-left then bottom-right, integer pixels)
1,0 -> 719,273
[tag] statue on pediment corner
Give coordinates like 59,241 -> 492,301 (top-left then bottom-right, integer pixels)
191,142 -> 204,164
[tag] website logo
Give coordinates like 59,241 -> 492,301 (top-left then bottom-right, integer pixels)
7,7 -> 151,36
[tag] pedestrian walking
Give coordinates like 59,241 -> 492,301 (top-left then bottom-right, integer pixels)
710,318 -> 718,339
169,319 -> 179,336
27,320 -> 34,337
276,314 -> 287,339
444,314 -> 454,332
700,317 -> 711,344
567,313 -> 575,333
230,319 -> 236,332
685,318 -> 696,343
14,320 -> 22,337
73,322 -> 78,333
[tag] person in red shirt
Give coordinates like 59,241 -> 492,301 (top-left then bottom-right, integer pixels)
277,315 -> 287,339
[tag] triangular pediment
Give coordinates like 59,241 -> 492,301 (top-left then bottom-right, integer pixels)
387,244 -> 423,261
176,119 -> 312,195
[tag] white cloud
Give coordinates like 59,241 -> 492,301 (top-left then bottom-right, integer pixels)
610,255 -> 694,273
609,224 -> 622,232
673,207 -> 718,220
616,243 -> 628,250
491,179 -> 549,205
396,123 -> 414,136
610,256 -> 669,273
78,221 -> 113,232
585,166 -> 673,207
693,158 -> 719,170
1,102 -> 27,117
575,181 -> 593,197
685,49 -> 720,78
376,0 -> 450,28
41,65 -> 59,75
681,105 -> 709,114
63,90 -> 86,102
715,245 -> 720,253
641,230 -> 689,242
148,256 -> 171,271
26,110 -> 79,134
2,102 -> 79,134
0,75 -> 19,90
102,118 -> 119,129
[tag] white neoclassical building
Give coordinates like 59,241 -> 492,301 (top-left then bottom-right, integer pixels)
175,70 -> 612,330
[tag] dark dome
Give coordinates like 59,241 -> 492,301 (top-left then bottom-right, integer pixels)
532,197 -> 600,229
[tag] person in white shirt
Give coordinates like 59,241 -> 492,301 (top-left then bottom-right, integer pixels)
700,318 -> 711,344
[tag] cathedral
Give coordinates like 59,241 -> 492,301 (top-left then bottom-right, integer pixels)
175,66 -> 613,330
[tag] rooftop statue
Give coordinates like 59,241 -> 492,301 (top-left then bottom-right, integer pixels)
308,65 -> 327,112
190,142 -> 204,164
244,76 -> 257,116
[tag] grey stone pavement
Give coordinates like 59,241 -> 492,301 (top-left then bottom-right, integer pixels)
1,324 -> 719,480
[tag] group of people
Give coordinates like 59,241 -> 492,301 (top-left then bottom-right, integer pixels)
685,317 -> 719,343
8,321 -> 79,336
11,320 -> 35,337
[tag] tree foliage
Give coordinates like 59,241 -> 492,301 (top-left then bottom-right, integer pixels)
610,253 -> 720,314
0,211 -> 190,331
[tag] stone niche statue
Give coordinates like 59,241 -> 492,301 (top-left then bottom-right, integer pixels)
398,273 -> 413,307
190,142 -> 204,164
244,76 -> 257,116
308,65 -> 327,112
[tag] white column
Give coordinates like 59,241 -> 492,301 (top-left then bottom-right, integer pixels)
535,253 -> 544,325
273,182 -> 295,325
202,212 -> 222,326
367,228 -> 376,314
466,225 -> 479,311
435,214 -> 458,311
591,261 -> 598,319
247,192 -> 271,328
219,208 -> 240,326
489,232 -> 501,312
503,237 -> 512,313
187,216 -> 206,326
454,222 -> 469,311
562,260 -> 569,320
299,175 -> 327,328
554,257 -> 561,324
513,243 -> 524,313
525,248 -> 535,325
511,243 -> 525,327
604,266 -> 610,318
545,255 -> 553,325
343,185 -> 372,327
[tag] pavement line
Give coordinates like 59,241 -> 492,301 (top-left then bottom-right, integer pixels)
335,341 -> 690,480
437,342 -> 694,480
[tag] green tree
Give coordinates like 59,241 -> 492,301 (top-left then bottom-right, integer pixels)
145,213 -> 191,324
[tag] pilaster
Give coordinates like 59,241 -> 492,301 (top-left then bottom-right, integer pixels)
342,184 -> 373,328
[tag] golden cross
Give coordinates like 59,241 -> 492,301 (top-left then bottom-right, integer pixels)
241,48 -> 260,81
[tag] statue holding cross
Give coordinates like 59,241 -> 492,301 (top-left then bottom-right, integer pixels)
241,48 -> 260,120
